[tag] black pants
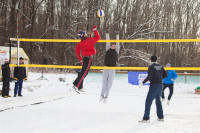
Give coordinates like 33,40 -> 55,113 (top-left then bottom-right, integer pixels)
2,78 -> 10,97
76,71 -> 83,89
161,83 -> 174,100
73,56 -> 92,90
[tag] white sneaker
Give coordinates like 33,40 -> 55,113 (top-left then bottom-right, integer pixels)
72,85 -> 78,91
158,118 -> 164,121
162,98 -> 165,102
138,119 -> 150,123
99,96 -> 104,102
78,89 -> 84,92
72,86 -> 80,94
103,97 -> 108,104
167,100 -> 170,105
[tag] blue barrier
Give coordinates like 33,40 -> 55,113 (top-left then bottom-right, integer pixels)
128,72 -> 150,85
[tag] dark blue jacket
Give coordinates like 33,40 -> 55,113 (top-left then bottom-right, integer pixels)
163,70 -> 177,84
143,63 -> 167,85
14,67 -> 26,79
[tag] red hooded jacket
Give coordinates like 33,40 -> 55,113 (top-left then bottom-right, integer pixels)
75,30 -> 100,61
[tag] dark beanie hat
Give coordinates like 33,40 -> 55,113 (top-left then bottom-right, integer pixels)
19,57 -> 23,60
78,30 -> 86,39
150,55 -> 157,62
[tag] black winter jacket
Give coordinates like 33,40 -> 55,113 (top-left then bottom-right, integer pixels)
14,66 -> 26,79
2,63 -> 10,79
142,63 -> 167,84
104,49 -> 118,66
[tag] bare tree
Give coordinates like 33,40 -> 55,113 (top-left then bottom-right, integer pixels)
1,0 -> 200,70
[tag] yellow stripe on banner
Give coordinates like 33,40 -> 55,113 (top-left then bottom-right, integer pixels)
9,64 -> 200,70
10,38 -> 200,43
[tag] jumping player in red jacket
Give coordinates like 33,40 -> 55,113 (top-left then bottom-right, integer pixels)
73,25 -> 100,92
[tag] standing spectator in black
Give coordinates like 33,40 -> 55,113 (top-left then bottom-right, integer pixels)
1,58 -> 10,98
14,57 -> 27,97
139,56 -> 167,123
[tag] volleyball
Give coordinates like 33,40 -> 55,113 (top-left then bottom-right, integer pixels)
97,10 -> 105,18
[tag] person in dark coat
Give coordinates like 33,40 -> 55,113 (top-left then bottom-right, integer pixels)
1,58 -> 10,98
99,31 -> 120,103
139,55 -> 167,123
100,43 -> 118,103
14,57 -> 27,97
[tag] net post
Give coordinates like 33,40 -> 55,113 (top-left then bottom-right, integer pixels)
16,12 -> 19,66
17,39 -> 20,66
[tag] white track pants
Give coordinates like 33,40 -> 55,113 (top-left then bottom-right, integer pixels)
101,69 -> 115,98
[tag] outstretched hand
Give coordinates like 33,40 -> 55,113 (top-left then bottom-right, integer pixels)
139,83 -> 143,88
91,25 -> 97,31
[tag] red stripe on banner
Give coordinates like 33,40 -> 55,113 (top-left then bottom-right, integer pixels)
77,57 -> 92,88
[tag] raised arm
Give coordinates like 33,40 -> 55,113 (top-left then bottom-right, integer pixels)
93,30 -> 100,42
105,32 -> 110,51
91,25 -> 100,42
115,32 -> 120,54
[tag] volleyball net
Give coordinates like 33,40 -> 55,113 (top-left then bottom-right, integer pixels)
9,38 -> 200,71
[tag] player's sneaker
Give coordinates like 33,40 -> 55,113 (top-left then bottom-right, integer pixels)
138,119 -> 150,123
99,95 -> 104,102
167,100 -> 170,105
78,89 -> 84,92
103,97 -> 108,104
162,98 -> 165,102
72,86 -> 80,94
158,118 -> 164,121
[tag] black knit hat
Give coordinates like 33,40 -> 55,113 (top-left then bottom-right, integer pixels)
150,55 -> 157,62
78,30 -> 86,39
19,57 -> 23,60
111,43 -> 116,46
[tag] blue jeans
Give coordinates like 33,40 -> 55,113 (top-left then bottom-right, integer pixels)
162,84 -> 174,100
143,83 -> 164,120
14,79 -> 23,95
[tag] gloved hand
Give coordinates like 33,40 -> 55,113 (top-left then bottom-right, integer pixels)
139,83 -> 143,88
90,25 -> 97,31
14,78 -> 18,82
24,77 -> 27,81
80,60 -> 83,65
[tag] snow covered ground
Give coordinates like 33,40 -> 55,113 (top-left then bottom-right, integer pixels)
0,72 -> 200,133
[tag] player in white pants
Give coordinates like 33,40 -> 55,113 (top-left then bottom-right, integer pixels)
100,32 -> 119,103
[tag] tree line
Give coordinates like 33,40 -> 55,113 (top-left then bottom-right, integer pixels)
0,0 -> 200,69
